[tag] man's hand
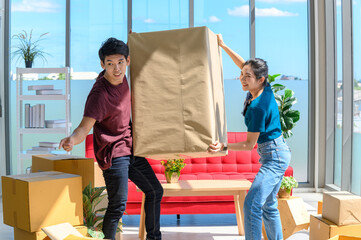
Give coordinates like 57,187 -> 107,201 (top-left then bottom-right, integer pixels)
59,136 -> 75,152
208,141 -> 224,153
217,34 -> 226,48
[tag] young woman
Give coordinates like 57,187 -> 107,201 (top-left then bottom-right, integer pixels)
209,34 -> 291,240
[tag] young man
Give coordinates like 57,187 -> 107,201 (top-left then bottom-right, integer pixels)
59,37 -> 163,240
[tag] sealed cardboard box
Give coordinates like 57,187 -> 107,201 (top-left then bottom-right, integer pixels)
322,191 -> 361,225
129,26 -> 227,160
14,225 -> 87,240
2,171 -> 83,232
32,154 -> 95,189
309,215 -> 361,240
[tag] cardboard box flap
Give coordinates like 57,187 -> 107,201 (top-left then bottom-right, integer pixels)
34,154 -> 92,161
10,172 -> 81,182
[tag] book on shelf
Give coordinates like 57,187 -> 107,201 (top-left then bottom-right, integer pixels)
32,146 -> 57,151
36,89 -> 62,95
45,122 -> 66,128
39,141 -> 59,148
26,149 -> 51,154
44,119 -> 71,128
25,104 -> 45,128
25,104 -> 30,128
28,85 -> 54,91
45,119 -> 66,124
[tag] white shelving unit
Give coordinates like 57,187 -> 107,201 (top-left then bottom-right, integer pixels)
16,67 -> 71,174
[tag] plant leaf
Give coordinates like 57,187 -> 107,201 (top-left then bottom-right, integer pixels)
272,83 -> 286,93
284,89 -> 294,99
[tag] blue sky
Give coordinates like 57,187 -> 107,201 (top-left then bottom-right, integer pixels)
9,0 -> 361,81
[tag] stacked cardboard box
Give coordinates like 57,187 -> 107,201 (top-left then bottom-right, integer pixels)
1,171 -> 84,240
309,192 -> 361,240
32,154 -> 105,189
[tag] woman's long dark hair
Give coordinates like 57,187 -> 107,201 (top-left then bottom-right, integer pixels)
242,58 -> 269,116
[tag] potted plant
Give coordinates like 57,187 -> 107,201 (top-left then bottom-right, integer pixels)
83,183 -> 123,238
12,29 -> 49,68
269,74 -> 301,139
278,176 -> 298,198
160,158 -> 186,183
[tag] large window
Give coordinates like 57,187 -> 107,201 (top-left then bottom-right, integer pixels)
195,0 -> 249,132
7,0 -> 313,184
10,0 -> 66,173
255,0 -> 309,182
69,0 -> 128,157
334,1 -> 343,187
352,0 -> 361,195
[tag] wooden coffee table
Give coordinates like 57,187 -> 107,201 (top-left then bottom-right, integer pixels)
137,179 -> 252,239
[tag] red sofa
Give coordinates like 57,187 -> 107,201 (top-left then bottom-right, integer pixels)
85,132 -> 293,215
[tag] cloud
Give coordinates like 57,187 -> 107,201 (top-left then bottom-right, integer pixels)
12,0 -> 60,13
228,5 -> 298,17
227,5 -> 249,17
257,7 -> 298,16
209,16 -> 221,22
144,18 -> 156,23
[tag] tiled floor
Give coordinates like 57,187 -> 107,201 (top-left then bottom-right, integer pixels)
0,191 -> 322,240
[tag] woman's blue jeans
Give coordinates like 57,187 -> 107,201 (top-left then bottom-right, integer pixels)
102,155 -> 163,240
243,136 -> 291,240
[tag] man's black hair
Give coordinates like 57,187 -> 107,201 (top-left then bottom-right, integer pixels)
98,37 -> 129,63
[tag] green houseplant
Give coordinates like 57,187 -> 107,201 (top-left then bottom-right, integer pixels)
269,74 -> 301,139
160,158 -> 186,183
83,183 -> 123,238
278,176 -> 298,198
12,29 -> 49,68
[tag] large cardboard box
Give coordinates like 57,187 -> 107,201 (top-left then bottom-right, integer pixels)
14,226 -> 87,240
32,154 -> 97,189
322,191 -> 361,225
309,215 -> 361,240
129,26 -> 227,160
2,171 -> 83,232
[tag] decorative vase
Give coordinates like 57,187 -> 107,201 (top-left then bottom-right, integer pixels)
278,188 -> 291,198
25,60 -> 33,68
165,171 -> 180,183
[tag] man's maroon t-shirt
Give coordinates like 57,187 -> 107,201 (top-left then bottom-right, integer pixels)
84,71 -> 132,170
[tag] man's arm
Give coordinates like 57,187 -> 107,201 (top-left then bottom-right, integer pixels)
217,34 -> 246,70
59,116 -> 96,152
208,132 -> 260,152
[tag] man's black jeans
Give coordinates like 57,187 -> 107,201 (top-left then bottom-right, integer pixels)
102,155 -> 163,240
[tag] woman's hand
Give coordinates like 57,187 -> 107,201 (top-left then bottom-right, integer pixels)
217,34 -> 226,48
208,141 -> 225,153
